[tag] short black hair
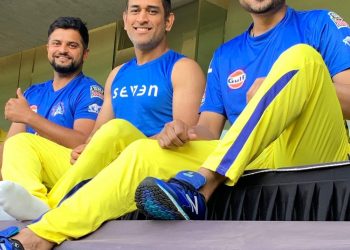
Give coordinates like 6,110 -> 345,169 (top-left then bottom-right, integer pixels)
125,0 -> 172,18
162,0 -> 172,17
48,17 -> 89,49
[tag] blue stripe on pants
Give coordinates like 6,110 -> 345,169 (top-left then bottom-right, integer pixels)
217,70 -> 299,176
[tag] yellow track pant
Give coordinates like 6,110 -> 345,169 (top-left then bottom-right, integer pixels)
202,44 -> 350,185
29,44 -> 349,243
2,119 -> 146,207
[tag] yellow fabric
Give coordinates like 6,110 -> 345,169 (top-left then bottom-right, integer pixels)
202,44 -> 350,185
1,119 -> 146,207
29,44 -> 349,244
0,129 -> 6,142
47,119 -> 146,208
2,133 -> 71,204
29,139 -> 218,243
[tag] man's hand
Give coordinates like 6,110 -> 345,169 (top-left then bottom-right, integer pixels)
4,88 -> 32,123
70,143 -> 87,164
157,120 -> 190,149
246,77 -> 265,103
187,125 -> 217,141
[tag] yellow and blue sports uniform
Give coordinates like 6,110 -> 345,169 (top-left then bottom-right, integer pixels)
24,73 -> 103,134
28,8 -> 350,243
2,73 -> 104,200
200,7 -> 350,183
111,50 -> 181,137
2,50 -> 184,208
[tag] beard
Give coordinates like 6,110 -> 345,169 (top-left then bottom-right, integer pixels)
240,0 -> 285,14
127,25 -> 167,52
133,37 -> 164,51
50,54 -> 83,74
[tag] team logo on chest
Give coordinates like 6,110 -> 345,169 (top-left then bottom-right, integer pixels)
227,69 -> 246,89
344,36 -> 350,46
51,102 -> 65,116
328,12 -> 349,29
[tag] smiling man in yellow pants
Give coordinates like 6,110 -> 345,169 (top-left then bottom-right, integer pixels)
0,0 -> 205,222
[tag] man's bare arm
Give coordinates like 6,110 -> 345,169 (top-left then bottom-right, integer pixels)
70,66 -> 120,164
190,111 -> 226,140
157,57 -> 207,148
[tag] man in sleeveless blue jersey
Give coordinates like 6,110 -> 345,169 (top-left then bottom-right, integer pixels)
0,17 -> 103,172
133,0 -> 350,220
0,0 -> 205,226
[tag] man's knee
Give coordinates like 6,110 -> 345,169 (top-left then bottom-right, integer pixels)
100,119 -> 133,131
4,133 -> 36,149
94,119 -> 139,142
124,139 -> 159,155
280,44 -> 325,67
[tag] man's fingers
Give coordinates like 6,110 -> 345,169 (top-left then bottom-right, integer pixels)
158,137 -> 172,149
16,88 -> 25,99
158,129 -> 184,148
70,148 -> 82,164
173,122 -> 188,142
167,128 -> 184,147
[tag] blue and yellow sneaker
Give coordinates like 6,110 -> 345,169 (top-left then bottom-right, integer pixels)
135,171 -> 207,220
0,226 -> 24,250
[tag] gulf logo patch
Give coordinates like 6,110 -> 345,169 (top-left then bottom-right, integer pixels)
328,12 -> 349,29
227,69 -> 246,89
30,105 -> 38,113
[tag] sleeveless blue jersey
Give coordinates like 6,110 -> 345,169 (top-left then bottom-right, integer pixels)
201,7 -> 350,124
111,50 -> 184,137
24,73 -> 104,134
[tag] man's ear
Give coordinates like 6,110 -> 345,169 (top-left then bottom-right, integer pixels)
165,13 -> 175,32
123,11 -> 127,31
83,48 -> 89,61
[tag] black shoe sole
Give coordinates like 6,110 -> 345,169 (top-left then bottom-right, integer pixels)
135,177 -> 187,220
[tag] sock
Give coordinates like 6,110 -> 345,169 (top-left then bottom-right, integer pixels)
0,207 -> 15,221
0,181 -> 49,221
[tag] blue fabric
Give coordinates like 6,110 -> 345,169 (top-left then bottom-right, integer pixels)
111,50 -> 184,137
57,179 -> 91,206
175,171 -> 206,190
0,226 -> 18,238
216,70 -> 299,175
200,7 -> 350,124
24,73 -> 104,134
0,226 -> 19,250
